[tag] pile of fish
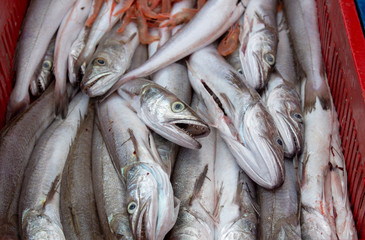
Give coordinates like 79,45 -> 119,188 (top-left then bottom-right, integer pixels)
0,0 -> 359,239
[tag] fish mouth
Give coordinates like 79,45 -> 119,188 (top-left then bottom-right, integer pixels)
80,71 -> 117,96
170,119 -> 210,138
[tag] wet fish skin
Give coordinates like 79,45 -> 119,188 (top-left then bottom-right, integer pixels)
0,84 -> 56,239
239,0 -> 278,90
60,105 -> 104,240
6,0 -> 77,121
19,92 -> 89,240
118,78 -> 209,150
92,118 -> 133,240
30,38 -> 56,97
81,22 -> 139,96
187,44 -> 284,189
97,95 -> 179,240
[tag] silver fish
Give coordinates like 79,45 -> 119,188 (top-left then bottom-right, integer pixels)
97,94 -> 180,240
118,78 -> 210,149
258,159 -> 301,240
30,38 -> 56,97
81,22 -> 139,96
6,0 -> 76,121
0,84 -> 56,239
60,105 -> 104,240
102,0 -> 245,98
239,0 -> 278,90
92,118 -> 133,240
188,44 -> 284,189
19,92 -> 89,239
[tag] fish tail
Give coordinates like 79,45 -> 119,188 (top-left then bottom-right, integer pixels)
55,83 -> 69,119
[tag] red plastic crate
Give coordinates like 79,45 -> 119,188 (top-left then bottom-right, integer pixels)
1,0 -> 365,238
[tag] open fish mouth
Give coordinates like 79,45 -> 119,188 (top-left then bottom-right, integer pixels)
169,119 -> 210,139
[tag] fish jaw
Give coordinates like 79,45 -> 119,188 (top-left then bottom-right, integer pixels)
124,163 -> 178,240
80,71 -> 118,96
241,103 -> 285,189
21,210 -> 65,240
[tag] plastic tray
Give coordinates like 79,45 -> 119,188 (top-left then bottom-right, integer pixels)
1,0 -> 365,238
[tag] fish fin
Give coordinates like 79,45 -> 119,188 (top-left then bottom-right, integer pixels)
43,175 -> 62,210
120,32 -> 137,44
6,93 -> 30,123
55,88 -> 69,119
189,165 -> 209,206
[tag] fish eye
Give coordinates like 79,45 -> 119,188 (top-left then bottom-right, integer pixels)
127,202 -> 137,214
93,57 -> 106,66
276,137 -> 283,146
171,101 -> 185,113
238,68 -> 243,74
264,53 -> 275,66
42,60 -> 52,70
293,113 -> 303,122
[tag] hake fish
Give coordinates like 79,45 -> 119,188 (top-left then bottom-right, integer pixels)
118,78 -> 210,149
19,92 -> 89,239
97,94 -> 179,240
81,22 -> 139,96
239,0 -> 278,90
92,119 -> 133,240
188,44 -> 284,189
0,84 -> 56,239
60,105 -> 104,240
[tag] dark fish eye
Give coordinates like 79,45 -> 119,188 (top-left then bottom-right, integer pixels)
238,68 -> 243,74
171,101 -> 185,113
264,53 -> 275,66
93,57 -> 106,66
276,138 -> 283,146
294,113 -> 302,120
42,60 -> 52,70
127,202 -> 137,214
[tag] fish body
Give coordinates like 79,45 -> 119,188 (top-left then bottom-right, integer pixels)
97,95 -> 179,240
54,0 -> 92,117
19,92 -> 89,239
30,38 -> 56,97
188,44 -> 284,189
103,0 -> 245,98
6,0 -> 76,121
118,78 -> 209,150
81,22 -> 139,96
239,0 -> 278,90
0,84 -> 56,239
92,119 -> 133,240
60,105 -> 104,240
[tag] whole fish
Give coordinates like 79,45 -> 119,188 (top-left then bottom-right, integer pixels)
239,0 -> 278,90
214,132 -> 258,240
6,0 -> 76,121
29,38 -> 56,97
81,22 -> 139,96
54,0 -> 92,118
75,0 -> 129,80
97,95 -> 180,240
60,105 -> 104,240
258,159 -> 301,240
117,78 -> 210,149
19,92 -> 89,239
100,0 -> 246,98
188,44 -> 284,189
0,84 -> 56,239
168,124 -> 217,240
92,119 -> 133,240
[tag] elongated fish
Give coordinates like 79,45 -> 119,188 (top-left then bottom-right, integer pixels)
54,0 -> 92,118
19,92 -> 89,239
0,84 -> 56,239
30,38 -> 56,97
81,22 -> 139,95
239,0 -> 278,90
97,95 -> 179,240
92,118 -> 133,240
60,105 -> 104,240
99,0 -> 246,98
6,0 -> 76,121
258,159 -> 301,240
118,78 -> 209,149
188,44 -> 284,189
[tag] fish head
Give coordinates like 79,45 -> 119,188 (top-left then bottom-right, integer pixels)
138,83 -> 210,149
266,83 -> 304,156
30,59 -> 53,97
240,29 -> 277,90
241,102 -> 284,188
124,162 -> 179,240
81,46 -> 127,97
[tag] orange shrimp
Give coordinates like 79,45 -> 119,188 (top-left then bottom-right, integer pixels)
135,6 -> 160,44
118,5 -> 136,33
113,0 -> 135,16
85,0 -> 107,27
137,0 -> 170,20
217,22 -> 240,56
159,8 -> 197,28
